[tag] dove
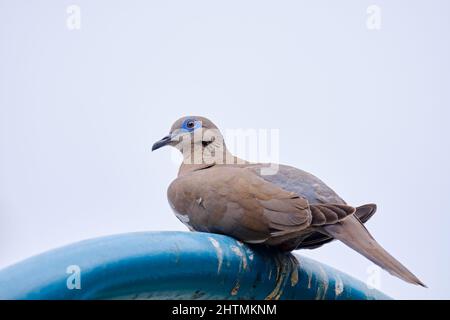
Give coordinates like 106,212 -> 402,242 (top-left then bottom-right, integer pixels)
152,116 -> 425,286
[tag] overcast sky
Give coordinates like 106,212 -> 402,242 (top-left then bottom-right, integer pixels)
1,0 -> 449,299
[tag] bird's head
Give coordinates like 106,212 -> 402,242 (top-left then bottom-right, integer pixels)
152,116 -> 230,165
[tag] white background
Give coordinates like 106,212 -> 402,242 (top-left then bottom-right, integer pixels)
1,1 -> 449,299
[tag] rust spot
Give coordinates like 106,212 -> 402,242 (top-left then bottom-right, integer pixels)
231,280 -> 240,296
290,266 -> 299,287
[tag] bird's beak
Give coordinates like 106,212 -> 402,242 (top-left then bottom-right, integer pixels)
152,134 -> 172,151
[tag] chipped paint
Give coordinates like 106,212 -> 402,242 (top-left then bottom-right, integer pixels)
315,265 -> 329,300
334,275 -> 344,298
243,245 -> 255,261
0,231 -> 391,300
208,237 -> 223,274
307,268 -> 313,289
230,245 -> 247,270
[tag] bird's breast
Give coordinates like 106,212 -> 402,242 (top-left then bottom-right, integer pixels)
167,177 -> 212,232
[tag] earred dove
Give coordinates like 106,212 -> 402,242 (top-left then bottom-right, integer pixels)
152,116 -> 425,286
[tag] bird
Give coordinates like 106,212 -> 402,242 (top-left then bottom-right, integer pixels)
152,116 -> 425,287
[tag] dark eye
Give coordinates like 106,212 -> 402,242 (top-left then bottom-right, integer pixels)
186,120 -> 195,129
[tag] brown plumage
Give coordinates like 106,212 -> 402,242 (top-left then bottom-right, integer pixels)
152,116 -> 425,287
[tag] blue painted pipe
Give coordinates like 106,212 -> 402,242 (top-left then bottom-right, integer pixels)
0,231 -> 390,299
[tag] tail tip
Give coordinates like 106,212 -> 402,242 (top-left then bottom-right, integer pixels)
416,280 -> 428,288
409,276 -> 427,288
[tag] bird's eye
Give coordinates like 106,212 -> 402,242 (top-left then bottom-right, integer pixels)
186,120 -> 195,129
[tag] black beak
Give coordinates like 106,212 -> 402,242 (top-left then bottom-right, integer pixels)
152,134 -> 172,151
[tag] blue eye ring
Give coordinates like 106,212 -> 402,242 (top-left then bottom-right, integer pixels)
181,118 -> 201,132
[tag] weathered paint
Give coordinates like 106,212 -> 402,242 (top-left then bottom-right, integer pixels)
0,231 -> 391,300
230,245 -> 248,270
207,237 -> 223,274
335,274 -> 344,297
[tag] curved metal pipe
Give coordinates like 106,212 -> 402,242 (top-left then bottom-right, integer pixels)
0,231 -> 390,299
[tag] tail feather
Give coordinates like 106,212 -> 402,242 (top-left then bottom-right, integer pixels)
323,215 -> 426,287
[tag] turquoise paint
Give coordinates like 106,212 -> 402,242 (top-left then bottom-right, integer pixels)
0,231 -> 390,300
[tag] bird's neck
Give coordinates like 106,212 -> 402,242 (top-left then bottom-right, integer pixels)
178,142 -> 248,176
